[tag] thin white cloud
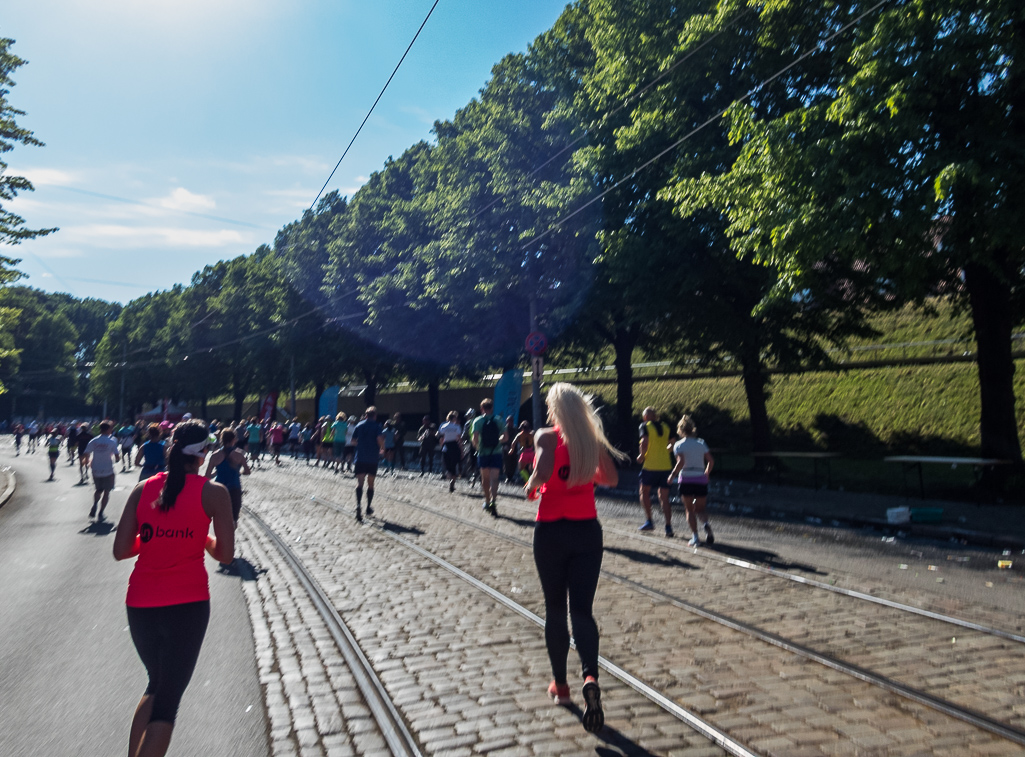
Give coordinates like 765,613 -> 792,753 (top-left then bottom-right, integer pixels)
65,224 -> 248,248
33,246 -> 84,260
13,167 -> 80,187
156,187 -> 217,212
399,105 -> 438,126
203,154 -> 333,177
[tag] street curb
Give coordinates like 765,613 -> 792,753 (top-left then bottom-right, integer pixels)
0,467 -> 16,510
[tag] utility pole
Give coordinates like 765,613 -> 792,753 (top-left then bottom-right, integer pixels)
118,340 -> 127,421
530,298 -> 543,431
290,355 -> 296,417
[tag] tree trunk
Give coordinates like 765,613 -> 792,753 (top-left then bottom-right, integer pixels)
428,377 -> 440,424
363,371 -> 377,407
612,326 -> 636,451
313,382 -> 324,419
964,259 -> 1023,469
740,336 -> 773,464
200,395 -> 208,421
232,390 -> 245,422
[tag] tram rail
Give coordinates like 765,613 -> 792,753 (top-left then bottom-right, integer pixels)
242,506 -> 425,757
298,485 -> 1025,748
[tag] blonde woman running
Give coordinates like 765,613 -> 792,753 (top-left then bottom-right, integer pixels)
525,383 -> 626,733
667,415 -> 715,547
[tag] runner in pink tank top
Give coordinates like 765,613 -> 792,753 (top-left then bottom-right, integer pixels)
113,420 -> 234,757
524,384 -> 625,734
127,472 -> 212,607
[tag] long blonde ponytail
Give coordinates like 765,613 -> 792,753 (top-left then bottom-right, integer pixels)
546,383 -> 627,487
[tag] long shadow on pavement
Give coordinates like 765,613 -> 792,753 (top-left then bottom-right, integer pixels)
559,704 -> 660,757
218,557 -> 266,582
494,513 -> 535,529
706,542 -> 826,575
379,520 -> 425,537
78,520 -> 115,537
605,546 -> 699,570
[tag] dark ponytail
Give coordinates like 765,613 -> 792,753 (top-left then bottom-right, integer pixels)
160,419 -> 209,511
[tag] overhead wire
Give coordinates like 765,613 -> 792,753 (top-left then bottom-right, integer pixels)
517,0 -> 890,253
96,0 -> 884,375
25,1 -> 885,388
459,3 -> 757,227
309,0 -> 442,211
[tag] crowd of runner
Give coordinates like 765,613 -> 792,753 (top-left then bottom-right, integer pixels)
6,392 -> 716,751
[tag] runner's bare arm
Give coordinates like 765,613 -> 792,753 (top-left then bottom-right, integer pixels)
201,481 -> 235,563
204,451 -> 223,478
525,428 -> 557,496
596,450 -> 619,488
113,483 -> 145,560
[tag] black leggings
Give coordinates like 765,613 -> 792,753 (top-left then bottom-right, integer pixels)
126,600 -> 210,724
442,441 -> 461,476
532,518 -> 603,683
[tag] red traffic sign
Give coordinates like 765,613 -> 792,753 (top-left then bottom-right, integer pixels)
525,331 -> 548,356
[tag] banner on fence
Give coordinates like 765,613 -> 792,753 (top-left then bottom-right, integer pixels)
318,386 -> 339,418
493,369 -> 523,428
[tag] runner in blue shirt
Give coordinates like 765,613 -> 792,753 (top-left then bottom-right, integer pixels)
351,407 -> 385,522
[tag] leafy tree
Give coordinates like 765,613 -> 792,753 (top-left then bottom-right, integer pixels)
1,37 -> 58,395
90,289 -> 183,411
0,287 -> 83,413
1,37 -> 56,250
590,0 -> 885,453
664,0 -> 1023,463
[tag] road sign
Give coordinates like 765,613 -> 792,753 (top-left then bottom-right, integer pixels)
531,355 -> 544,385
525,331 -> 548,356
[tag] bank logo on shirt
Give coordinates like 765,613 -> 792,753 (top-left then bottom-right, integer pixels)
139,523 -> 194,542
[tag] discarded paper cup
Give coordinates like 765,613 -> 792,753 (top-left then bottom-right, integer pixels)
997,560 -> 1013,570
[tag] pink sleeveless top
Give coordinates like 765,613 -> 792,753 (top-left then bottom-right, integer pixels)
536,429 -> 598,522
126,473 -> 211,608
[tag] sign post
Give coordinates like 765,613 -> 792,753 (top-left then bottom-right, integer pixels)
525,329 -> 548,430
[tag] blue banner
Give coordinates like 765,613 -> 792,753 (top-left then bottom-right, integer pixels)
493,369 -> 524,428
318,386 -> 339,418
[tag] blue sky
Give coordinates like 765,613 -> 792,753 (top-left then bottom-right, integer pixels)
2,0 -> 570,303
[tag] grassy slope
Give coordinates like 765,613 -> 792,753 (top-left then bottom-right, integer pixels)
589,360 -> 1025,456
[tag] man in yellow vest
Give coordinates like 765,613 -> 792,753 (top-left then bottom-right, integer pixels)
637,407 -> 675,536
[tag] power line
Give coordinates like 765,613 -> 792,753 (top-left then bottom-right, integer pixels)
119,1 -> 881,374
309,0 -> 442,211
518,0 -> 890,253
459,4 -> 756,227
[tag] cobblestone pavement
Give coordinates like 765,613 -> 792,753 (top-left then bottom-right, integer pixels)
238,471 -> 731,756
238,460 -> 1025,756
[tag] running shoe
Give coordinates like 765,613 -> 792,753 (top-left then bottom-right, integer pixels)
638,520 -> 654,532
449,480 -> 455,493
355,508 -> 363,523
548,681 -> 572,706
581,676 -> 604,733
88,504 -> 96,518
489,502 -> 498,518
688,534 -> 700,547
366,504 -> 374,517
665,525 -> 674,538
704,523 -> 715,545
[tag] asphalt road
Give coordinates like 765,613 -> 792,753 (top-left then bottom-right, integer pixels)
0,445 -> 268,757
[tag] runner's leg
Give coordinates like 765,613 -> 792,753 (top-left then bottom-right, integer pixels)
658,486 -> 672,531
